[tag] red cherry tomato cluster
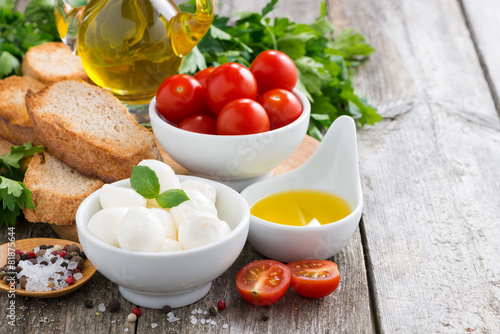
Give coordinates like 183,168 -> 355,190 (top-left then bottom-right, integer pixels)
235,259 -> 340,306
155,50 -> 302,135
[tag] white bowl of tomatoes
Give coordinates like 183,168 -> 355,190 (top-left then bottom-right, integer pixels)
149,51 -> 310,191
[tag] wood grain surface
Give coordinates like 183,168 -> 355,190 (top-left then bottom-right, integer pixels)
328,0 -> 500,332
4,0 -> 500,333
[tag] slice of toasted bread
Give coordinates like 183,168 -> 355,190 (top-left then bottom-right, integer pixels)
0,137 -> 13,156
23,152 -> 105,225
22,42 -> 90,83
26,79 -> 162,182
0,76 -> 43,145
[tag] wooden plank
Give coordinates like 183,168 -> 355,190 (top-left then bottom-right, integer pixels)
459,0 -> 500,113
327,0 -> 500,332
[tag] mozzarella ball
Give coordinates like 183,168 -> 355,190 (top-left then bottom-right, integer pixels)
150,208 -> 177,240
99,184 -> 147,209
117,207 -> 165,252
87,207 -> 128,247
170,190 -> 217,229
158,239 -> 183,253
181,179 -> 217,204
178,211 -> 231,250
138,159 -> 180,193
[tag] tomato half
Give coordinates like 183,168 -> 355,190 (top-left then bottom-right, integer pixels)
193,67 -> 215,87
286,260 -> 340,298
205,63 -> 258,114
156,74 -> 206,124
257,88 -> 302,129
236,259 -> 291,306
250,50 -> 298,94
178,115 -> 217,134
216,99 -> 270,135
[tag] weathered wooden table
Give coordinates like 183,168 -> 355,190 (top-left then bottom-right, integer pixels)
3,0 -> 500,333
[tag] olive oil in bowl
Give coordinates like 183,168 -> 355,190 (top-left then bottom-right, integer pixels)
250,190 -> 351,227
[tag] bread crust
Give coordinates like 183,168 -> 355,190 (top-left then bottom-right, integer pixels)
23,152 -> 105,225
25,80 -> 162,183
22,42 -> 90,83
0,76 -> 43,145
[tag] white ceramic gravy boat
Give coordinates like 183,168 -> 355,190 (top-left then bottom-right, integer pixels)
240,116 -> 363,263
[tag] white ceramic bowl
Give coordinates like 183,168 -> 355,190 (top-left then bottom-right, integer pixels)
150,89 -> 311,191
241,116 -> 363,263
76,175 -> 250,309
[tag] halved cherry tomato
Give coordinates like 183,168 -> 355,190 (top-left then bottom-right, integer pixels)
205,63 -> 258,114
156,74 -> 206,124
286,260 -> 340,298
250,50 -> 298,94
178,115 -> 217,134
216,99 -> 270,135
193,67 -> 215,87
257,88 -> 302,129
236,259 -> 291,306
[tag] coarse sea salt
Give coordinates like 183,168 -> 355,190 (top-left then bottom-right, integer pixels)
67,261 -> 78,270
17,256 -> 81,292
98,303 -> 106,312
151,323 -> 158,328
190,315 -> 197,324
223,324 -> 229,329
200,319 -> 206,324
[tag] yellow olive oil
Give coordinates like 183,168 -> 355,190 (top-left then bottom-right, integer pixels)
251,190 -> 351,226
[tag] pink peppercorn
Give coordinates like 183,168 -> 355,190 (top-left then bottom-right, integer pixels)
217,300 -> 226,310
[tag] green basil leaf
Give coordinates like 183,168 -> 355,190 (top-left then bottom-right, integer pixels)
156,189 -> 190,209
130,166 -> 160,199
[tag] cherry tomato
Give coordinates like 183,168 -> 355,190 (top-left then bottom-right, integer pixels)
156,74 -> 206,124
205,63 -> 258,114
194,67 -> 215,87
216,99 -> 270,135
250,50 -> 298,94
257,89 -> 302,129
286,260 -> 340,298
236,259 -> 291,306
178,115 -> 217,134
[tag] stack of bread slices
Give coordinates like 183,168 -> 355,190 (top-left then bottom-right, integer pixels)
0,42 -> 162,229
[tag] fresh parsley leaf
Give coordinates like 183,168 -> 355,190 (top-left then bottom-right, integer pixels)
0,142 -> 43,180
0,0 -> 59,79
0,142 -> 42,226
130,166 -> 160,199
261,0 -> 278,17
156,189 -> 190,209
0,50 -> 20,77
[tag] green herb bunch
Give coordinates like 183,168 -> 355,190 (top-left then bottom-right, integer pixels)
179,0 -> 381,140
0,143 -> 44,226
0,0 -> 60,78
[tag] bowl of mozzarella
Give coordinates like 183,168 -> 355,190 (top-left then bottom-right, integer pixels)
76,160 -> 250,309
